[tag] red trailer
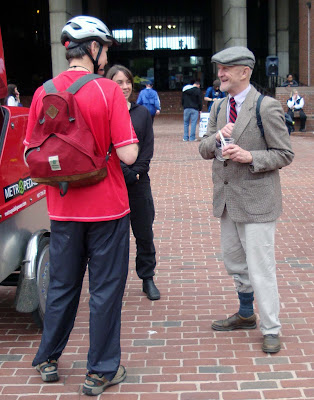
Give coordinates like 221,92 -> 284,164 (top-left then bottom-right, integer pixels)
0,28 -> 50,327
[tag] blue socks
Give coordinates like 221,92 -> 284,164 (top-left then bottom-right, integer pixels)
238,292 -> 254,318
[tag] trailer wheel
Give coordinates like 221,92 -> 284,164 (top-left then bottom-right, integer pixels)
32,236 -> 50,328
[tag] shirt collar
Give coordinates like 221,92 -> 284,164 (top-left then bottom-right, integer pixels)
230,84 -> 251,106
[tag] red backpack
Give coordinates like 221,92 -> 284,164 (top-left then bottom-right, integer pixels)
25,74 -> 112,196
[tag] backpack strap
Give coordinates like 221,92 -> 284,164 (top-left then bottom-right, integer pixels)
67,74 -> 103,94
256,94 -> 265,137
43,79 -> 58,94
43,74 -> 103,95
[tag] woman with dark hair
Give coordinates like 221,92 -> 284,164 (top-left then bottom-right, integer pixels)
106,65 -> 160,301
5,83 -> 22,106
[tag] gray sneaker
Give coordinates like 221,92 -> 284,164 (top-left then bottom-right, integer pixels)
262,334 -> 281,353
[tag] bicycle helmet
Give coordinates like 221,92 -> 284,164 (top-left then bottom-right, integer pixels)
61,16 -> 119,73
61,16 -> 118,47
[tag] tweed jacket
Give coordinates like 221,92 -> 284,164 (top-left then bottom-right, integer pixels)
199,85 -> 294,223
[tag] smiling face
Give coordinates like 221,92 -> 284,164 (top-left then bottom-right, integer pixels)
111,70 -> 133,101
217,64 -> 251,96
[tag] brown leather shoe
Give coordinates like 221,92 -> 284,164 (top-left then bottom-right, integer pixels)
262,334 -> 281,353
211,312 -> 257,331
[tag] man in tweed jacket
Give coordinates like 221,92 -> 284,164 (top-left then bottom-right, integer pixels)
199,46 -> 294,353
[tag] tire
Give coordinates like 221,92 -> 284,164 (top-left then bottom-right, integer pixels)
32,236 -> 50,328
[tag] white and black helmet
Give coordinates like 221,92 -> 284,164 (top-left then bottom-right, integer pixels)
61,16 -> 119,48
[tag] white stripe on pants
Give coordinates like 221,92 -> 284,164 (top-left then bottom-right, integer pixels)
220,209 -> 281,335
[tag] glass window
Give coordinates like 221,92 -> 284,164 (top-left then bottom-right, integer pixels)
112,29 -> 133,43
145,36 -> 196,50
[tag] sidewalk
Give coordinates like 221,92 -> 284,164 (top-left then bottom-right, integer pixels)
0,114 -> 314,400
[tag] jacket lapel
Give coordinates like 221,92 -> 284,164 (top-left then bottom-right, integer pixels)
217,98 -> 228,126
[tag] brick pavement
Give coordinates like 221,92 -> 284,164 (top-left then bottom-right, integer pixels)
0,114 -> 313,400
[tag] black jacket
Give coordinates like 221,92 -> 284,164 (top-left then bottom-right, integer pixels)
121,102 -> 154,187
181,85 -> 203,111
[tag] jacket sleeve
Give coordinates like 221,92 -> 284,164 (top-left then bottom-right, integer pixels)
121,162 -> 139,185
131,109 -> 154,175
287,98 -> 293,109
294,97 -> 304,109
121,107 -> 154,183
137,91 -> 143,105
205,87 -> 211,98
155,92 -> 161,110
250,97 -> 294,172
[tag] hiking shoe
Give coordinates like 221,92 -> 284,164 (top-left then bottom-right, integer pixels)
82,365 -> 126,396
212,312 -> 257,331
36,360 -> 59,382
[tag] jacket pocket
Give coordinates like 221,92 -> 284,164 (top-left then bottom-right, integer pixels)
241,178 -> 275,215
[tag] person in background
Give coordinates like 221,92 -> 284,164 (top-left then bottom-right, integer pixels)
136,80 -> 161,124
204,79 -> 225,113
287,88 -> 307,132
181,80 -> 202,142
24,16 -> 138,396
106,65 -> 160,301
199,46 -> 294,354
281,73 -> 298,87
5,83 -> 23,106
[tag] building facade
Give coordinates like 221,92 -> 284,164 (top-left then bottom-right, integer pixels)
1,0 -> 312,95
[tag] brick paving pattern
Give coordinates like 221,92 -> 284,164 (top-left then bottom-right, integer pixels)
0,115 -> 313,399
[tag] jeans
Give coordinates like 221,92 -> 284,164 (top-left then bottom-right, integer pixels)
183,108 -> 199,141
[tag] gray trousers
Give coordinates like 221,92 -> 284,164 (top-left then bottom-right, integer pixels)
220,209 -> 281,335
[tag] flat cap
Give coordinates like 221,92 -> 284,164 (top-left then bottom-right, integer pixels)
211,46 -> 255,69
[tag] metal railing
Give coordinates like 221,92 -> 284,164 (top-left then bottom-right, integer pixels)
252,76 -> 307,99
251,81 -> 274,97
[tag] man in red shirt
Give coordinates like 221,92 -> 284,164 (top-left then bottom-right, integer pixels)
24,16 -> 138,396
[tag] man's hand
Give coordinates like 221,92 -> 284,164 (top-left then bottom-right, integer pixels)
156,110 -> 160,115
215,123 -> 235,141
222,144 -> 253,164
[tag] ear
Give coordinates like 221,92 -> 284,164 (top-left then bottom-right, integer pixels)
240,66 -> 250,81
90,41 -> 99,56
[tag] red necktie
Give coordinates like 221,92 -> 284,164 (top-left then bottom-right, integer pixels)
229,97 -> 237,123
